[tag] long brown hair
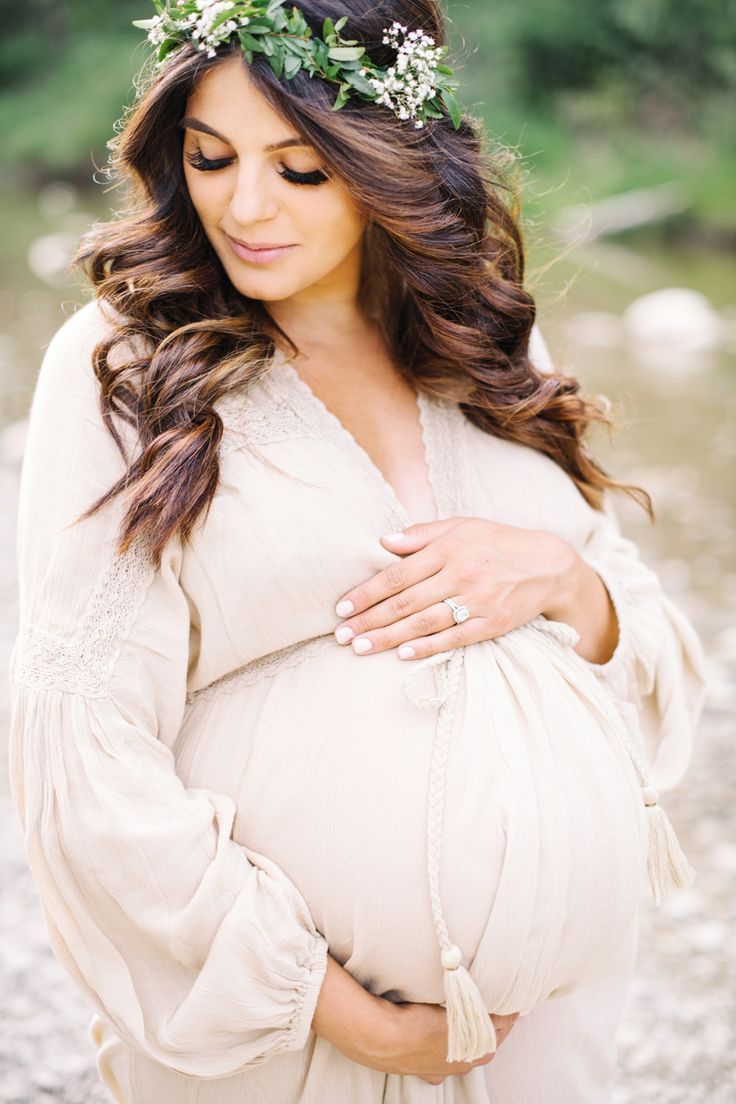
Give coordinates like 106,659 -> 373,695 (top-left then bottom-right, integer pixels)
71,0 -> 652,567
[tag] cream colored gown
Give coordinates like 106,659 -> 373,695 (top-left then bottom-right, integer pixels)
8,298 -> 708,1103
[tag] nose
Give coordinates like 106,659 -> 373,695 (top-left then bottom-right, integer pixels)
227,161 -> 280,226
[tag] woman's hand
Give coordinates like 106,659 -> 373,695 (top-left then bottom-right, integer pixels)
379,1001 -> 519,1084
311,952 -> 518,1084
332,517 -> 619,665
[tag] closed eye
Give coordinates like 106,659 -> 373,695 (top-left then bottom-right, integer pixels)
184,149 -> 329,185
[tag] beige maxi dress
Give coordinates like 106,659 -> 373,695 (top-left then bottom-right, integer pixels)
8,297 -> 708,1103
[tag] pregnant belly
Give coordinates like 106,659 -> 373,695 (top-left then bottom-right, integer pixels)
175,627 -> 648,1017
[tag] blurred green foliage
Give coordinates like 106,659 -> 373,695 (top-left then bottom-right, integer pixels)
1,0 -> 734,225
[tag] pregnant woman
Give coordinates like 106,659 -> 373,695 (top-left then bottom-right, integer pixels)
8,1 -> 708,1101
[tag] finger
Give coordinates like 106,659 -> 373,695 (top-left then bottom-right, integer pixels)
334,573 -> 453,645
345,598 -> 462,656
334,548 -> 443,620
394,613 -> 493,660
379,517 -> 462,553
491,1012 -> 519,1030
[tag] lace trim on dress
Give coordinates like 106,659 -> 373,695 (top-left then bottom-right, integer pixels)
218,379 -> 320,458
12,535 -> 156,698
186,634 -> 340,704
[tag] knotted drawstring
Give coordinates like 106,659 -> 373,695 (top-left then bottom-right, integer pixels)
528,615 -> 696,905
402,647 -> 497,1064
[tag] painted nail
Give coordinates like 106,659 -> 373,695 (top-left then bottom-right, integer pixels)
353,638 -> 373,654
335,625 -> 355,645
382,532 -> 406,541
336,599 -> 354,617
398,645 -> 416,659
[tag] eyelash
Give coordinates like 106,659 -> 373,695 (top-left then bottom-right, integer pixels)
185,149 -> 329,185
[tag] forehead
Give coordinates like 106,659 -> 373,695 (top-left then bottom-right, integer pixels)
184,55 -> 293,137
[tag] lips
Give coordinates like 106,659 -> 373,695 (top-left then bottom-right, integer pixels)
228,235 -> 293,251
225,234 -> 297,265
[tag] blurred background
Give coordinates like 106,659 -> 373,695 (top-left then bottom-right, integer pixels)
0,1 -> 734,1100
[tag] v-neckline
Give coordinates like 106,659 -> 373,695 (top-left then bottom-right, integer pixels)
272,354 -> 438,530
265,345 -> 474,530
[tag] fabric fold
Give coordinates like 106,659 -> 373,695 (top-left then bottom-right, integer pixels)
8,300 -> 330,1078
576,497 -> 709,789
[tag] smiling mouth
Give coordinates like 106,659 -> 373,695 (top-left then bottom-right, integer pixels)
229,236 -> 294,250
225,235 -> 298,263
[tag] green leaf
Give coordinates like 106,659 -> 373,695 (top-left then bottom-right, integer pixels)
158,38 -> 180,61
313,41 -> 329,69
322,17 -> 335,39
243,21 -> 273,33
332,84 -> 351,111
268,48 -> 284,77
436,64 -> 454,75
325,63 -> 341,78
440,89 -> 461,129
283,53 -> 302,78
131,18 -> 157,30
238,31 -> 265,52
334,16 -> 348,31
261,35 -> 275,56
343,70 -> 376,96
327,46 -> 365,61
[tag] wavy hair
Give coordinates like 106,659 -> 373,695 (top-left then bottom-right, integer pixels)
71,0 -> 652,567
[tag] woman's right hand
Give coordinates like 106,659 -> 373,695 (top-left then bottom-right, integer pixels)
311,953 -> 518,1084
376,1000 -> 519,1084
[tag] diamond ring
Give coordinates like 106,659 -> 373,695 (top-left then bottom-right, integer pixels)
442,597 -> 470,624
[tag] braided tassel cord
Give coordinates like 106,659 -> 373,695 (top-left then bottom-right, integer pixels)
643,785 -> 696,905
440,943 -> 497,1062
402,648 -> 497,1063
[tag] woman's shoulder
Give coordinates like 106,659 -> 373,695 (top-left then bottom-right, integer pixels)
46,295 -> 127,352
38,296 -> 136,395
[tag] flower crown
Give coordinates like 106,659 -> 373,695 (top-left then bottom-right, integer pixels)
132,0 -> 462,129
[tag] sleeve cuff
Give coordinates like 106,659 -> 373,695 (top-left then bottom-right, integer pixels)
284,933 -> 330,1054
576,555 -> 633,695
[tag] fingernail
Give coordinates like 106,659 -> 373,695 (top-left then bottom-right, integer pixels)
335,599 -> 354,616
353,638 -> 373,654
398,645 -> 416,659
382,532 -> 406,541
335,625 -> 354,644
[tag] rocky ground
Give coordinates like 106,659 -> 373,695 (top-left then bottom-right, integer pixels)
0,414 -> 733,1104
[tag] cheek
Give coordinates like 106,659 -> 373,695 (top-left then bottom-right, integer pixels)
183,168 -> 225,221
302,191 -> 365,259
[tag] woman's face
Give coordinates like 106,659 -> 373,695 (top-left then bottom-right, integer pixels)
181,53 -> 367,304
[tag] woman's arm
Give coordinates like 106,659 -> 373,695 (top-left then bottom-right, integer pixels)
529,324 -> 709,790
540,536 -> 621,664
9,300 -> 330,1077
311,954 -> 517,1082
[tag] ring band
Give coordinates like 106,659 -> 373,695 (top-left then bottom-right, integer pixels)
442,597 -> 470,624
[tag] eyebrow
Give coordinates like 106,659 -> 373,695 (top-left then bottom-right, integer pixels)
178,116 -> 309,152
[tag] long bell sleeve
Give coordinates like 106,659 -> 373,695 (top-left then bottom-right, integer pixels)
7,300 -> 329,1078
574,493 -> 709,791
529,324 -> 709,791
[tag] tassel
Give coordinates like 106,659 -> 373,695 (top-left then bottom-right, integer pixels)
440,943 -> 497,1063
643,785 -> 696,905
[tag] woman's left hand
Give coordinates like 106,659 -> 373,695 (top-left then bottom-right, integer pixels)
332,517 -> 584,660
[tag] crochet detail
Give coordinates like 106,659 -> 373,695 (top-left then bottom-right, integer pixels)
12,536 -> 156,698
187,634 -> 340,703
218,375 -> 319,458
